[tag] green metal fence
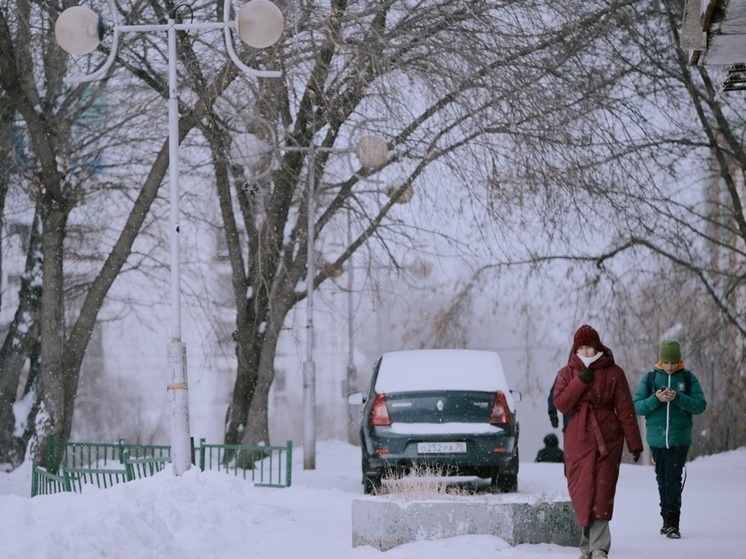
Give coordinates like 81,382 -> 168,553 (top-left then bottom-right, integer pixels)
32,438 -> 293,496
49,440 -> 121,470
199,439 -> 293,487
32,450 -> 171,496
198,439 -> 293,487
31,460 -> 69,497
48,438 -> 172,469
122,449 -> 172,480
62,464 -> 130,492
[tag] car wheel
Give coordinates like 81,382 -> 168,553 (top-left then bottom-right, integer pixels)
490,469 -> 518,493
493,472 -> 518,493
363,474 -> 382,494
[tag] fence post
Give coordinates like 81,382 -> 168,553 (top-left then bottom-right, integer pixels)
285,441 -> 293,487
198,438 -> 206,470
117,438 -> 126,462
46,436 -> 56,471
31,460 -> 38,497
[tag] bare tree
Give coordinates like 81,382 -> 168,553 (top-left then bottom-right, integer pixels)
464,0 -> 746,455
597,1 -> 746,454
7,0 -> 741,463
0,0 -> 244,468
176,0 -> 669,445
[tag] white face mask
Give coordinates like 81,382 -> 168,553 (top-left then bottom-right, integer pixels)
577,351 -> 603,368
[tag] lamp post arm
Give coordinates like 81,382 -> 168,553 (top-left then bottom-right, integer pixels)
63,0 -> 281,83
61,0 -> 118,84
62,28 -> 120,85
223,0 -> 281,78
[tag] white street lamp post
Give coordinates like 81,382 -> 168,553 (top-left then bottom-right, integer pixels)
199,113 -> 389,470
346,207 -> 358,445
55,0 -> 283,475
292,135 -> 388,469
304,144 -> 318,470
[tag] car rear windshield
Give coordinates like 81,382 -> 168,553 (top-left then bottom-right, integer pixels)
374,349 -> 513,401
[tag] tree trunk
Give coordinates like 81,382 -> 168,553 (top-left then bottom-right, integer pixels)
0,211 -> 42,469
242,308 -> 288,444
35,206 -> 69,469
224,269 -> 295,445
224,326 -> 263,445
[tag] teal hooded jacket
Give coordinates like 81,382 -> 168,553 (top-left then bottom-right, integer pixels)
633,367 -> 707,448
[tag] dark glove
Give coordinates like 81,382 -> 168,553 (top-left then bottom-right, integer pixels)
633,450 -> 641,463
549,413 -> 559,429
578,368 -> 594,384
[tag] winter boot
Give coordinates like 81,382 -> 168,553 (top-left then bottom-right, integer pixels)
590,550 -> 608,559
659,511 -> 668,535
664,510 -> 681,539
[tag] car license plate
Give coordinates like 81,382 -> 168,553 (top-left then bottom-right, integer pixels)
417,442 -> 466,454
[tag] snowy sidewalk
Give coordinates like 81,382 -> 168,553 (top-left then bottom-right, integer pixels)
1,440 -> 743,558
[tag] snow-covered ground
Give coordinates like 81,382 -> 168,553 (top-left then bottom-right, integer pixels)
0,440 -> 742,558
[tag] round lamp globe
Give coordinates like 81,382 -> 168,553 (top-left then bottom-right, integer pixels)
55,6 -> 101,55
237,0 -> 284,49
231,133 -> 273,174
356,135 -> 389,169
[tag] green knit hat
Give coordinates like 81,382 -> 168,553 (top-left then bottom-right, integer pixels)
659,339 -> 682,363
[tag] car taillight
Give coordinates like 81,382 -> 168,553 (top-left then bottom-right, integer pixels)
369,393 -> 391,426
490,391 -> 511,425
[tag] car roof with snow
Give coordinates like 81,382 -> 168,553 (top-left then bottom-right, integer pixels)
373,349 -> 515,407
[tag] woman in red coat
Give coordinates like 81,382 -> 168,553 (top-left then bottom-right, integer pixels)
553,325 -> 643,559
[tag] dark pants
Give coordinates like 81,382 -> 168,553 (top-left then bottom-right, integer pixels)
651,445 -> 688,513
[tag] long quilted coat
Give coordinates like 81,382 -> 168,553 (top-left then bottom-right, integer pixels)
553,346 -> 643,527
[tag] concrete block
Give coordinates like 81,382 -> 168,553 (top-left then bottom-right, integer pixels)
351,497 -> 579,551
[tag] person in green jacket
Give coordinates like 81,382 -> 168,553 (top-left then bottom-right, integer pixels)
633,339 -> 707,540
